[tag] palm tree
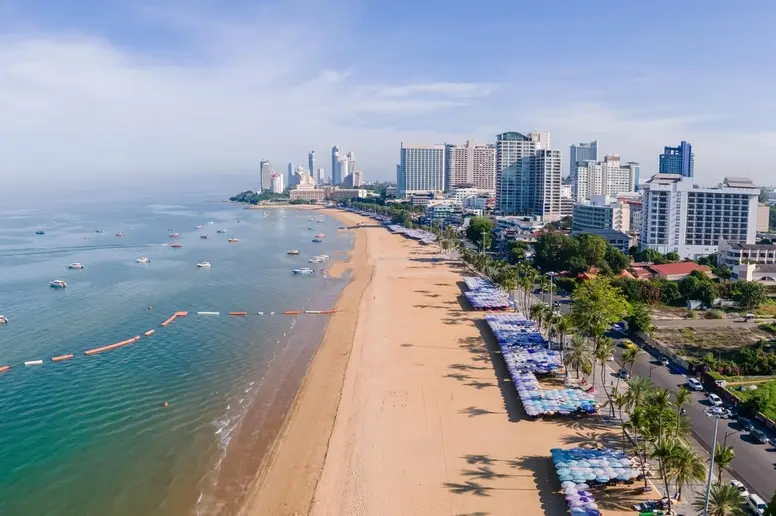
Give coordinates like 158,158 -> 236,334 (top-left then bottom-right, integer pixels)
714,444 -> 736,484
670,443 -> 706,501
622,346 -> 641,375
693,483 -> 748,515
624,375 -> 654,413
595,337 -> 616,414
529,303 -> 547,328
673,387 -> 692,438
649,387 -> 673,448
651,439 -> 677,513
564,335 -> 592,379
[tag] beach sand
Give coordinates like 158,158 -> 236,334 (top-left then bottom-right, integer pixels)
242,210 -> 653,516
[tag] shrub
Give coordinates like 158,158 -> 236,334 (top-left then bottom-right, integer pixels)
705,310 -> 724,320
686,310 -> 698,319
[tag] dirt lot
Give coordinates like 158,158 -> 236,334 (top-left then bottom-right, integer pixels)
652,326 -> 775,359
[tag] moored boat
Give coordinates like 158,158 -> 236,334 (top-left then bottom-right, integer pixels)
194,224 -> 203,229
66,263 -> 84,269
197,261 -> 212,268
227,238 -> 239,243
35,230 -> 45,235
50,280 -> 67,288
0,315 -> 8,324
169,232 -> 181,238
135,257 -> 151,264
312,238 -> 323,243
200,234 -> 208,239
116,232 -> 124,237
287,249 -> 300,255
292,267 -> 314,275
217,229 -> 227,234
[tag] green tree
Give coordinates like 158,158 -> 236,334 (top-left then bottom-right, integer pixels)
509,241 -> 530,263
743,388 -> 771,413
604,245 -> 630,273
564,335 -> 592,378
736,281 -> 766,310
534,231 -> 577,272
576,233 -> 608,267
764,492 -> 776,516
714,444 -> 736,484
698,281 -> 718,307
619,347 -> 641,391
466,216 -> 493,250
665,251 -> 680,262
693,483 -> 748,515
626,303 -> 653,335
570,278 -> 630,340
679,275 -> 703,299
670,444 -> 706,501
660,280 -> 682,305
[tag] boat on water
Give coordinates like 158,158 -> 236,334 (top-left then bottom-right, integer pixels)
50,280 -> 67,288
66,263 -> 84,270
197,261 -> 212,268
287,249 -> 300,255
35,230 -> 45,235
312,238 -> 323,243
309,257 -> 323,263
217,229 -> 227,234
316,220 -> 324,223
338,226 -> 347,230
206,221 -> 214,225
228,238 -> 239,243
308,226 -> 315,230
136,257 -> 151,264
315,234 -> 325,238
116,232 -> 124,237
200,234 -> 208,239
194,224 -> 203,229
95,229 -> 104,233
292,267 -> 314,275
171,243 -> 182,248
169,232 -> 181,238
317,254 -> 330,260
0,315 -> 8,324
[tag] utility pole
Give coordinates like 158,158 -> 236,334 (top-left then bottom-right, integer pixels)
702,414 -> 721,515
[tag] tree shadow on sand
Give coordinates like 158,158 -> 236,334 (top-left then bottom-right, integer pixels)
443,481 -> 493,496
461,466 -> 515,481
449,363 -> 490,372
465,380 -> 495,390
471,319 -> 524,422
507,456 -> 568,516
459,406 -> 499,417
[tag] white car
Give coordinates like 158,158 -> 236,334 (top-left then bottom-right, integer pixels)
687,378 -> 703,391
730,480 -> 749,499
708,393 -> 723,407
748,493 -> 767,515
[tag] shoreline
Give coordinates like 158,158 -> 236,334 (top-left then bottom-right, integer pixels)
237,208 -> 373,516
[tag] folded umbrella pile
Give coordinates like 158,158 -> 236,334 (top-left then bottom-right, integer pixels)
463,277 -> 510,311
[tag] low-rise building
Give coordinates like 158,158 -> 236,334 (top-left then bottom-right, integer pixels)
718,238 -> 776,267
647,262 -> 712,281
326,188 -> 367,201
407,192 -> 440,207
289,188 -> 326,202
571,195 -> 630,233
733,263 -> 776,284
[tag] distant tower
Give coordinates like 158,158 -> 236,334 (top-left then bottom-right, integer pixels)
287,162 -> 298,188
260,161 -> 275,191
317,167 -> 325,185
659,141 -> 694,177
308,150 -> 316,179
346,152 -> 356,178
338,157 -> 349,185
331,146 -> 340,184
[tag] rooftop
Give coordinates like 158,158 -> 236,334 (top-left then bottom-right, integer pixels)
648,262 -> 712,276
725,242 -> 776,251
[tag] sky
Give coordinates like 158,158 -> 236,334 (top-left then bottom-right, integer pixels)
2,0 -> 776,197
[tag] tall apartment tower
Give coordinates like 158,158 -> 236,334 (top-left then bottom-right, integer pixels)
287,162 -> 298,188
444,140 -> 496,191
495,131 -> 558,218
338,158 -> 349,184
572,155 -> 638,201
569,141 -> 598,178
398,143 -> 445,197
331,146 -> 341,184
317,167 -> 325,185
659,141 -> 694,177
308,150 -> 316,180
346,152 -> 356,178
352,170 -> 363,187
260,161 -> 275,191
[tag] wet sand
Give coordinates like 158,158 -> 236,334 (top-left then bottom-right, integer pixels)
242,210 -> 651,516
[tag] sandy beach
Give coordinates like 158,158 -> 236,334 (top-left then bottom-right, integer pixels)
241,210 -> 651,516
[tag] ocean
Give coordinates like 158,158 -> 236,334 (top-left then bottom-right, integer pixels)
0,200 -> 353,516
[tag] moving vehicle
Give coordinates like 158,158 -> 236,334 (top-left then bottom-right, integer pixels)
287,250 -> 300,255
751,428 -> 768,444
747,493 -> 767,515
730,480 -> 749,499
135,257 -> 151,264
659,357 -> 669,366
708,393 -> 723,407
197,262 -> 212,268
66,263 -> 84,269
687,378 -> 703,391
737,417 -> 754,432
618,369 -> 630,380
50,280 -> 67,288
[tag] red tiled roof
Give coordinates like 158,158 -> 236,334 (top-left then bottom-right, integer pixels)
648,262 -> 712,276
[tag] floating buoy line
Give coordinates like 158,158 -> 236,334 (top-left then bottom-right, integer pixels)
0,308 -> 337,376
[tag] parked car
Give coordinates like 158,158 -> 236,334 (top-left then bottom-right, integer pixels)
747,493 -> 767,515
710,406 -> 733,419
659,357 -> 669,366
751,428 -> 768,444
687,378 -> 703,391
738,417 -> 754,432
769,437 -> 776,448
618,369 -> 630,380
730,480 -> 749,499
708,393 -> 723,407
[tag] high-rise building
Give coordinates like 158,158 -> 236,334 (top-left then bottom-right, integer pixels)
287,162 -> 298,188
444,140 -> 496,191
495,131 -> 560,219
569,141 -> 598,178
572,195 -> 631,233
571,155 -> 638,201
308,150 -> 316,180
317,167 -> 325,185
659,141 -> 694,177
352,170 -> 363,187
338,158 -> 349,184
640,175 -> 759,259
331,146 -> 341,184
346,152 -> 356,178
260,161 -> 275,191
271,174 -> 284,194
398,144 -> 445,197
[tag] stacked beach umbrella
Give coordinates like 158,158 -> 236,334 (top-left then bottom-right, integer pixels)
552,447 -> 640,515
484,314 -> 597,417
463,277 -> 510,311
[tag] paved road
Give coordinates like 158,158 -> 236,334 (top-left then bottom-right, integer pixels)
613,340 -> 776,503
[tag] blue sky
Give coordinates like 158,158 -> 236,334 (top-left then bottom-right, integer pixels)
2,0 -> 776,195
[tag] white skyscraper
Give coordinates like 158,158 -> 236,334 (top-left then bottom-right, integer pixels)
444,140 -> 496,191
331,146 -> 340,185
338,158 -> 349,184
346,152 -> 355,177
569,141 -> 598,178
317,167 -> 325,185
398,143 -> 445,197
308,150 -> 316,180
260,161 -> 275,191
271,174 -> 284,194
352,170 -> 363,187
495,131 -> 556,216
572,155 -> 637,201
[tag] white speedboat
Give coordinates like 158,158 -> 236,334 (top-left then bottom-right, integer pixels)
309,257 -> 323,263
197,261 -> 212,268
50,280 -> 67,288
136,257 -> 151,264
169,232 -> 181,238
287,250 -> 300,255
206,221 -> 214,225
194,224 -> 203,229
318,254 -> 330,260
115,232 -> 124,237
66,263 -> 84,269
200,234 -> 208,239
227,238 -> 239,243
0,315 -> 8,324
217,229 -> 227,234
292,267 -> 314,275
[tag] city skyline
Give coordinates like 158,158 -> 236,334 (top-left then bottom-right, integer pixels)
3,1 -> 776,197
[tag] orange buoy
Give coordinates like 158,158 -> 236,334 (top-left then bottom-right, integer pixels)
84,337 -> 138,356
52,354 -> 74,362
0,365 -> 9,374
144,329 -> 156,336
284,310 -> 302,315
174,311 -> 188,317
161,315 -> 177,327
229,311 -> 248,316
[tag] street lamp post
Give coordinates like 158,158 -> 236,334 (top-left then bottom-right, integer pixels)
547,272 -> 557,310
702,414 -> 721,516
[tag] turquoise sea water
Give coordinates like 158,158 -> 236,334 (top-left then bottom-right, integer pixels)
0,201 -> 352,516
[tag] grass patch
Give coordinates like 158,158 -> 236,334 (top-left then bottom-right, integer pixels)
652,326 -> 775,360
731,380 -> 776,420
755,300 -> 776,317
